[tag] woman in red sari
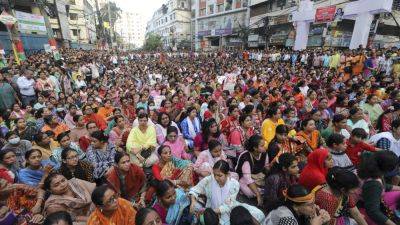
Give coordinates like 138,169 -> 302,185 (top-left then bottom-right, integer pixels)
107,151 -> 146,207
152,145 -> 194,188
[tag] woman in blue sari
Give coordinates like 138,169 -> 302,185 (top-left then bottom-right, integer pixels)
153,180 -> 193,225
18,149 -> 57,187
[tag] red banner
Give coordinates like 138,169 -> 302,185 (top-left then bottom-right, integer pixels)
315,5 -> 336,23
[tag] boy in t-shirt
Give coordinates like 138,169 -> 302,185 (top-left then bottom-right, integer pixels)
327,133 -> 355,172
346,128 -> 378,166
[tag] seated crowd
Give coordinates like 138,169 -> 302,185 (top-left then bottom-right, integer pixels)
0,47 -> 399,225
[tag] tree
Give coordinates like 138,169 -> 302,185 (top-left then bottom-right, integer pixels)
235,19 -> 251,49
144,33 -> 163,51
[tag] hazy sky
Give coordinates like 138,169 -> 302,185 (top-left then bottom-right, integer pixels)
114,0 -> 165,21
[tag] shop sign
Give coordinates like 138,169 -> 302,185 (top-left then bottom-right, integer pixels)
215,28 -> 232,36
197,30 -> 211,37
248,34 -> 259,42
315,5 -> 336,23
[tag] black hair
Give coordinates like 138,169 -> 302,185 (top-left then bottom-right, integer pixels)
137,112 -> 148,119
275,124 -> 289,135
43,172 -> 61,191
202,118 -> 220,143
136,107 -> 146,115
230,206 -> 256,225
208,139 -> 221,151
284,184 -> 311,206
56,131 -> 70,143
114,151 -> 129,164
166,126 -> 179,135
157,112 -> 171,127
268,153 -> 297,176
60,147 -> 77,160
43,115 -> 53,125
157,145 -> 170,155
91,184 -> 111,206
33,132 -> 47,143
113,115 -> 124,123
0,149 -> 15,163
228,105 -> 238,115
245,134 -> 263,152
154,180 -> 175,197
242,105 -> 254,115
326,133 -> 345,148
86,121 -> 97,129
200,208 -> 219,225
326,167 -> 359,193
43,211 -> 73,225
358,151 -> 399,179
5,131 -> 16,140
392,119 -> 400,130
332,114 -> 346,124
266,106 -> 280,118
351,128 -> 367,139
349,107 -> 361,117
213,160 -> 230,174
135,208 -> 160,225
90,130 -> 108,142
208,100 -> 217,109
72,115 -> 81,123
24,149 -> 42,160
239,114 -> 252,125
300,118 -> 314,130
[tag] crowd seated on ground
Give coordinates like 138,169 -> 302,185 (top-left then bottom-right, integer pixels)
0,47 -> 399,224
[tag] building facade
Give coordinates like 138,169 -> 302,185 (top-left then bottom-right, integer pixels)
146,0 -> 191,50
191,0 -> 249,51
68,0 -> 97,44
249,0 -> 400,49
115,11 -> 146,49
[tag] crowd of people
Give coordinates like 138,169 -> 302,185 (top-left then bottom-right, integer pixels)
0,46 -> 399,225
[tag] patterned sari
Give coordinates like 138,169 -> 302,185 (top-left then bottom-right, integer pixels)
159,158 -> 194,188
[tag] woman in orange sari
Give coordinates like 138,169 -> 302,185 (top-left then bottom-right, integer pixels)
87,185 -> 137,225
296,118 -> 324,155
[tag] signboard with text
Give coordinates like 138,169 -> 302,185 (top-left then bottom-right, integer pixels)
315,6 -> 336,23
15,11 -> 46,34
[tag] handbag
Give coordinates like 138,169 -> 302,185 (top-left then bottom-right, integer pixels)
140,148 -> 153,159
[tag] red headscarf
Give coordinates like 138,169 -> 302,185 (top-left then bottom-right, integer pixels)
107,164 -> 145,201
299,148 -> 330,191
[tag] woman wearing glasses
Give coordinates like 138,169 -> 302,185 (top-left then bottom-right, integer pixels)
87,185 -> 137,225
58,147 -> 94,182
43,173 -> 96,225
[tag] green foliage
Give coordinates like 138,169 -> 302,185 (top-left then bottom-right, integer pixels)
144,33 -> 163,51
100,2 -> 122,25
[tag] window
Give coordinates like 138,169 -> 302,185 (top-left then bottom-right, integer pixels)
69,0 -> 75,5
200,8 -> 206,16
217,4 -> 224,12
72,29 -> 80,36
181,1 -> 185,8
208,5 -> 214,14
70,13 -> 78,20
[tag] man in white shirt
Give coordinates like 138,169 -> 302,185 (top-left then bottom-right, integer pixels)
17,69 -> 36,107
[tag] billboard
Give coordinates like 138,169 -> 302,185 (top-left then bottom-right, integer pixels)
315,6 -> 336,23
15,11 -> 46,34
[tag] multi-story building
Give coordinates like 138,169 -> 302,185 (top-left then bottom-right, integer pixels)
249,0 -> 400,49
146,0 -> 191,50
68,0 -> 97,45
191,0 -> 249,51
115,11 -> 146,49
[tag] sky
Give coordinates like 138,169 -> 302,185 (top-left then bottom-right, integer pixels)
114,0 -> 165,21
